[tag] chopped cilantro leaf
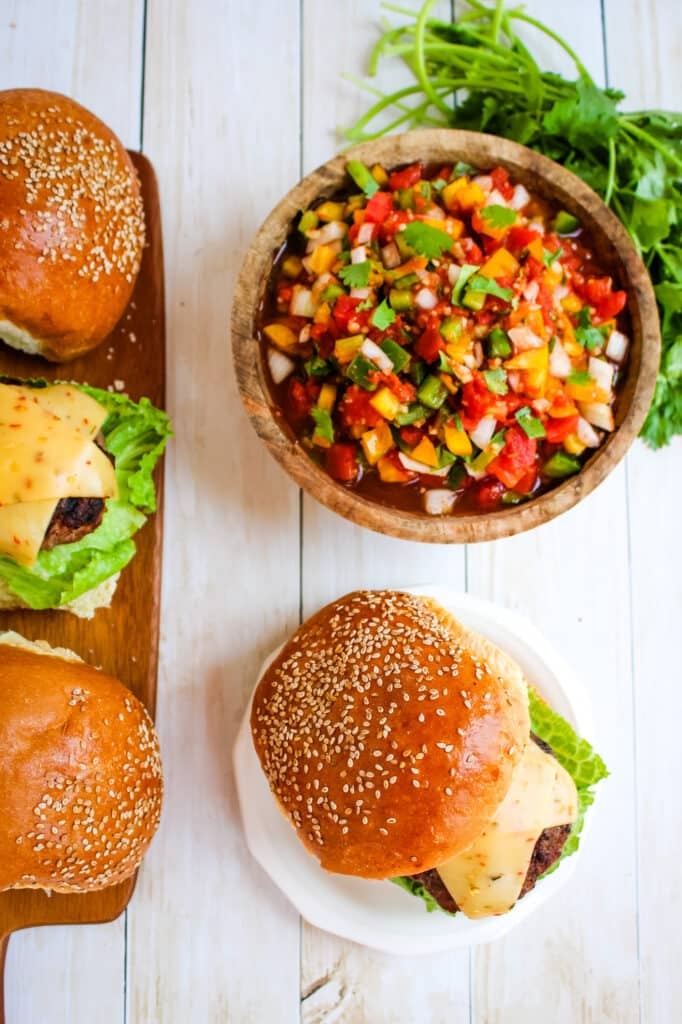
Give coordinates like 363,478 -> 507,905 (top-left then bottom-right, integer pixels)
567,370 -> 593,386
480,205 -> 517,229
451,263 -> 479,305
575,306 -> 606,351
371,299 -> 396,330
339,261 -> 371,289
402,221 -> 454,259
466,275 -> 514,302
543,246 -> 564,267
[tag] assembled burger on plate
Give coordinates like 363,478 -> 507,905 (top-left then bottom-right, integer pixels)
247,590 -> 607,928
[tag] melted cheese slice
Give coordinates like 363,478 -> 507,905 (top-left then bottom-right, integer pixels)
437,742 -> 578,919
0,384 -> 117,566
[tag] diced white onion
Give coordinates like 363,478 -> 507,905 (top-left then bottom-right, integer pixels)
447,263 -> 462,286
473,175 -> 493,192
549,339 -> 572,379
425,204 -> 445,220
415,287 -> 438,310
381,241 -> 401,269
423,489 -> 457,515
523,280 -> 539,302
311,272 -> 333,302
528,220 -> 544,235
470,416 -> 497,450
510,184 -> 530,210
606,330 -> 629,363
553,284 -> 569,302
316,220 -> 347,245
289,287 -> 316,318
351,245 -> 367,264
588,356 -> 614,395
299,324 -> 311,344
399,452 -> 450,477
357,222 -> 376,245
508,325 -> 545,351
577,416 -> 601,447
507,371 -> 523,393
361,338 -> 393,374
267,348 -> 295,384
485,189 -> 508,207
580,402 -> 614,432
350,287 -> 371,300
473,341 -> 484,368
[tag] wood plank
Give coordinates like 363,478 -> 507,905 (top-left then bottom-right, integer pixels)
468,3 -> 640,1021
603,3 -> 682,1020
0,3 -> 144,1021
129,1 -> 303,1020
300,4 -> 470,1021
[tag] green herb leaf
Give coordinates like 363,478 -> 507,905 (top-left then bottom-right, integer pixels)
371,298 -> 397,330
466,275 -> 514,302
451,263 -> 479,305
304,356 -> 330,378
567,370 -> 593,386
515,405 -> 547,439
543,246 -> 564,267
311,407 -> 335,444
339,261 -> 371,289
480,205 -> 517,230
402,221 -> 454,259
483,367 -> 509,395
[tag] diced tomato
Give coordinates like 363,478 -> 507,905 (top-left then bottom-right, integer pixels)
472,478 -> 506,511
377,372 -> 417,404
277,283 -> 293,305
378,208 -> 411,241
414,326 -> 445,364
310,328 -> 334,358
332,295 -> 363,330
490,166 -> 514,201
544,414 -> 579,443
460,236 -> 484,265
514,468 -> 538,495
365,190 -> 394,224
594,290 -> 627,324
460,375 -> 497,424
389,163 -> 423,191
582,276 -> 612,305
288,378 -> 319,421
487,426 -> 537,489
400,425 -> 424,447
506,226 -> 539,256
339,385 -> 383,429
525,255 -> 545,282
434,165 -> 452,181
325,443 -> 359,482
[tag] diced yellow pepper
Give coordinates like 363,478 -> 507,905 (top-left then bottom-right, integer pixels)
453,182 -> 486,212
447,339 -> 472,361
527,238 -> 545,263
361,420 -> 394,465
480,247 -> 519,280
564,433 -> 587,455
440,373 -> 458,394
316,201 -> 345,222
377,455 -> 410,483
410,435 -> 439,468
334,334 -> 364,364
281,255 -> 303,278
565,380 -> 610,403
562,293 -> 582,314
523,367 -> 548,398
444,421 -> 473,457
421,216 -> 464,241
314,301 -> 331,325
345,194 -> 365,216
505,346 -> 549,371
371,163 -> 389,187
369,387 -> 401,421
308,244 -> 337,276
317,383 -> 337,413
263,322 -> 298,352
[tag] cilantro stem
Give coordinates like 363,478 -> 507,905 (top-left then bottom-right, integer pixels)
414,0 -> 453,118
505,10 -> 593,82
620,120 -> 682,173
604,137 -> 616,206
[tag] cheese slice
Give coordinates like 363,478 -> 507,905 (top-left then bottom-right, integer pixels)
0,384 -> 117,505
0,383 -> 117,566
437,741 -> 578,919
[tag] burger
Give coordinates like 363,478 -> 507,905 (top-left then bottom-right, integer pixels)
0,88 -> 145,362
0,378 -> 171,617
0,632 -> 163,894
250,591 -> 607,920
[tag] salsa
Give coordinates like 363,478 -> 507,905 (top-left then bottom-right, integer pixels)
258,159 -> 630,517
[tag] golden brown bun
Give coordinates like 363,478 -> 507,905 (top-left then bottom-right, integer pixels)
0,89 -> 145,362
0,635 -> 163,894
251,591 -> 530,879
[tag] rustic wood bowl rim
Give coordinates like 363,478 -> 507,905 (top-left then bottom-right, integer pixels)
232,129 -> 660,544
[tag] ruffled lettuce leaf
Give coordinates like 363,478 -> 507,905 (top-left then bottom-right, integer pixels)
393,685 -> 608,913
0,383 -> 171,609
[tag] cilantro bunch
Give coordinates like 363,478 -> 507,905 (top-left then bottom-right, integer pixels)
345,0 -> 682,447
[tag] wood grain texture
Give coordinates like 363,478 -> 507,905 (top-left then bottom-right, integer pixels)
0,151 -> 165,1017
233,128 -> 660,544
0,5 -> 144,1021
604,3 -> 682,1021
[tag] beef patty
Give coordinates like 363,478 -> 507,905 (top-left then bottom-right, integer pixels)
407,735 -> 573,915
41,497 -> 106,551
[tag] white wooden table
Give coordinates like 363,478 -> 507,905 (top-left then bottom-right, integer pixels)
2,2 -> 680,1021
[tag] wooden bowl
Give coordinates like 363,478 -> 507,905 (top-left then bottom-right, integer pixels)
232,129 -> 660,543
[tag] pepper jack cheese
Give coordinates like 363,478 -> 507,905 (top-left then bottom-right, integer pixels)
0,384 -> 118,566
437,741 -> 578,918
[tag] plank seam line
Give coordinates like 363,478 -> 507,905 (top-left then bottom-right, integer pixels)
298,2 -> 305,1022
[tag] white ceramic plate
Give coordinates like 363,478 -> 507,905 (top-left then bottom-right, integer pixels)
233,586 -> 596,955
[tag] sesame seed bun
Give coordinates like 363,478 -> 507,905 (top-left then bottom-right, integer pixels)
0,89 -> 145,362
251,590 -> 530,879
0,633 -> 163,894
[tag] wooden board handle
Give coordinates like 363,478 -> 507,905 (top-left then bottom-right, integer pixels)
0,933 -> 9,1024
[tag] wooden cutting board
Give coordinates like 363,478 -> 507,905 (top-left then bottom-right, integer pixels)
0,153 -> 166,1022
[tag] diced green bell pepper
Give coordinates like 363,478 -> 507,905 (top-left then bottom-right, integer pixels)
543,451 -> 581,478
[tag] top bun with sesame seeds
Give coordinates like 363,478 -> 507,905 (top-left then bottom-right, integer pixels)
0,88 -> 145,362
0,632 -> 163,894
250,590 -> 531,880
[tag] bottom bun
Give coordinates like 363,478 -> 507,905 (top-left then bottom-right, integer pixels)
0,572 -> 119,619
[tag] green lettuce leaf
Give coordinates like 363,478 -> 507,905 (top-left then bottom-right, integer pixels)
393,685 -> 608,914
0,383 -> 172,609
